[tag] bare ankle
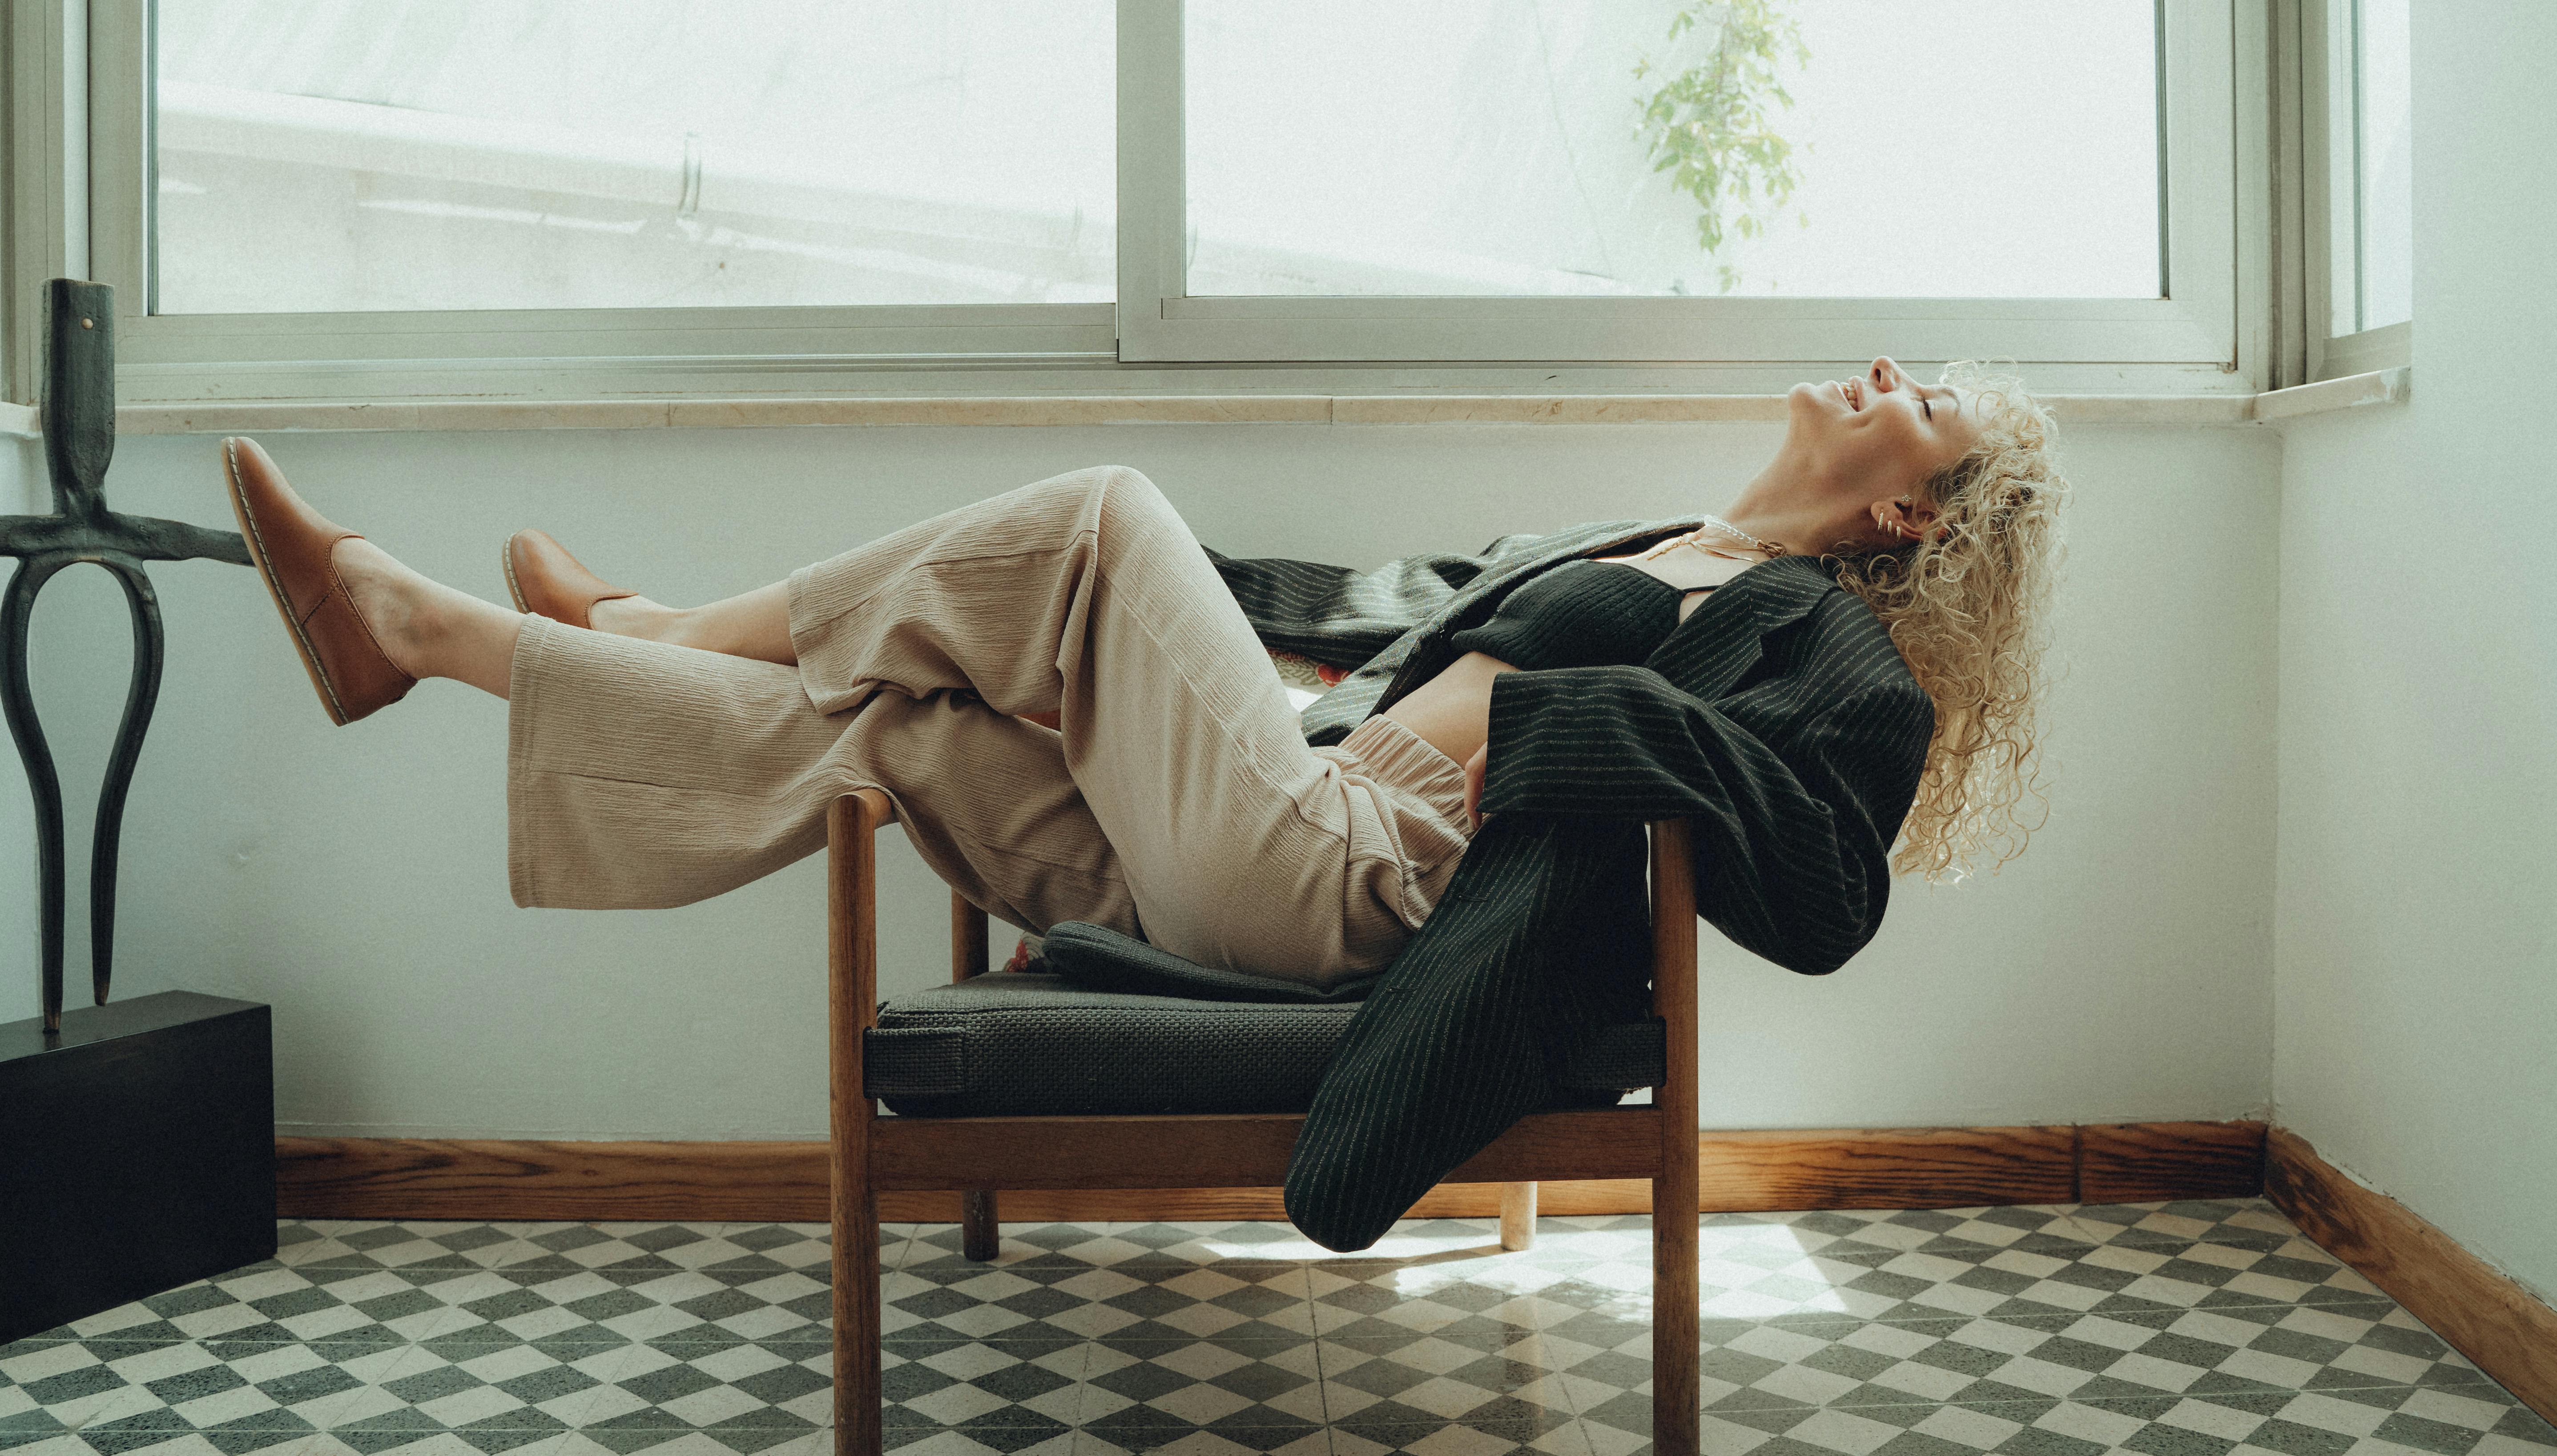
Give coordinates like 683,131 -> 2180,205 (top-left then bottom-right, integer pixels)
653,604 -> 730,654
332,539 -> 436,679
588,595 -> 671,640
652,608 -> 692,649
397,574 -> 527,692
582,585 -> 789,663
328,539 -> 515,693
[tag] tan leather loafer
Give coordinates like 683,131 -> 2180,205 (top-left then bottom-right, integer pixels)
221,436 -> 415,726
502,529 -> 638,630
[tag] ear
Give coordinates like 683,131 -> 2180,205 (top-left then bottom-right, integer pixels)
1875,496 -> 1940,544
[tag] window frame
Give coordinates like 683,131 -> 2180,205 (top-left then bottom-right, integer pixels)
1119,0 -> 2244,371
2295,0 -> 2411,383
5,0 -> 89,406
59,0 -> 2267,406
84,0 -> 1121,389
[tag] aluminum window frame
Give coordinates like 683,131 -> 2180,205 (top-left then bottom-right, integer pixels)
62,0 -> 2267,405
84,0 -> 1120,401
1119,0 -> 2250,377
6,0 -> 89,405
2296,0 -> 2411,383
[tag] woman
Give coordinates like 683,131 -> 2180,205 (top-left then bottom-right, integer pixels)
226,355 -> 2066,1246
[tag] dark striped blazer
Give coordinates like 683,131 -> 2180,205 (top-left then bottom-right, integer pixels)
1207,518 -> 1937,1251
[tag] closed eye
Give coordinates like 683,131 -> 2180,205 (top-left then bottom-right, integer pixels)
1922,397 -> 1933,422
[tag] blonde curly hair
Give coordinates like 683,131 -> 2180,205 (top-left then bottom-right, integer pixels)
1821,360 -> 2071,885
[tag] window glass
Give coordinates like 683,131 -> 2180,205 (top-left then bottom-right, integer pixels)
2330,0 -> 2410,334
151,0 -> 1115,314
1185,0 -> 2160,299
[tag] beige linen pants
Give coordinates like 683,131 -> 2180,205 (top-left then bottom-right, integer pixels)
505,465 -> 1474,986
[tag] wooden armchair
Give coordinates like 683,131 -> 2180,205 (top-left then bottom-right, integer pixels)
825,788 -> 1704,1456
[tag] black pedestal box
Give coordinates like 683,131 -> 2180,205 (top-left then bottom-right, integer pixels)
1,991 -> 277,1344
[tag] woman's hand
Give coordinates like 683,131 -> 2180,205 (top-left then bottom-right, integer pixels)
1463,742 -> 1490,830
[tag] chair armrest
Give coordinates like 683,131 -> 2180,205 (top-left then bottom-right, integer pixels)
829,790 -> 898,1090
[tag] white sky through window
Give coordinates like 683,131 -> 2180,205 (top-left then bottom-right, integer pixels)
152,0 -> 1118,312
1188,0 -> 2161,298
150,0 -> 2160,314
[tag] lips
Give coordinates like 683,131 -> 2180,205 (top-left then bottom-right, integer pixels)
1835,378 -> 1864,411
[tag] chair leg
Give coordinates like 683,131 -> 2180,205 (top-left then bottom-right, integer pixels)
1653,1155 -> 1699,1456
1648,817 -> 1700,1456
1498,1182 -> 1537,1251
832,1188 -> 882,1456
962,1190 -> 1001,1262
952,893 -> 987,982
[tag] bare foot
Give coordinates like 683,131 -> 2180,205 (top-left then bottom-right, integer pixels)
334,536 -> 524,697
331,537 -> 443,679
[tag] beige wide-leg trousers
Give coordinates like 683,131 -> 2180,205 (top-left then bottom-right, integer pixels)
504,466 -> 1475,986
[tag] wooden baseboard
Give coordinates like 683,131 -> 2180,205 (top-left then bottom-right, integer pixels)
2082,1120 -> 2269,1201
1694,1126 -> 2076,1210
274,1119 -> 2263,1223
2264,1127 -> 2557,1423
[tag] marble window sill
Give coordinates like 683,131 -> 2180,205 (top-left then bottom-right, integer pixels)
2250,366 -> 2412,422
0,371 -> 2408,439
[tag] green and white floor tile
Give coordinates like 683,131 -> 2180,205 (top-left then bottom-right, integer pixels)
3,1200 -> 2551,1456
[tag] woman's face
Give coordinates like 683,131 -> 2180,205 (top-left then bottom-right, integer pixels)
1785,357 -> 1984,522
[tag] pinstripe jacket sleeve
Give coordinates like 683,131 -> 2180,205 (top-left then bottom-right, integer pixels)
1202,535 -> 1552,667
1480,662 -> 1934,977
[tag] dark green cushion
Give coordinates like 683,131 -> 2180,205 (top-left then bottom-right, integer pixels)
864,972 -> 1662,1118
1040,921 -> 1385,1003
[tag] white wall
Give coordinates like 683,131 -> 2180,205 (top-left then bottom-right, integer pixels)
10,416 -> 2277,1138
2271,0 -> 2557,1303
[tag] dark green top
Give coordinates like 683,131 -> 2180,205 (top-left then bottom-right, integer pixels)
1446,558 -> 1690,671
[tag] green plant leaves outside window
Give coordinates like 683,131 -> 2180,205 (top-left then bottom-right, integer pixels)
1634,0 -> 1810,293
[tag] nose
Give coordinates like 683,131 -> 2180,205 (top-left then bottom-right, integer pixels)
1867,356 -> 1908,391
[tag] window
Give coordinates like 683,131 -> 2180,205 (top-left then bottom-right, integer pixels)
2302,0 -> 2411,380
1185,2 -> 2158,301
1125,0 -> 2238,370
149,0 -> 1116,314
86,0 -> 1119,387
76,0 -> 2251,399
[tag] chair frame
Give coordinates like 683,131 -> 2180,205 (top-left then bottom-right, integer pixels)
828,788 -> 1703,1455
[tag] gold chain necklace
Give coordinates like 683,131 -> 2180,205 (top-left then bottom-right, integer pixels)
1636,514 -> 1788,563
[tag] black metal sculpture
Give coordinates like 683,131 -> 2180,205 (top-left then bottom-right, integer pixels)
0,279 -> 248,1035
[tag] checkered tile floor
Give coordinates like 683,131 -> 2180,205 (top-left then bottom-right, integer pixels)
3,1199 -> 2550,1456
